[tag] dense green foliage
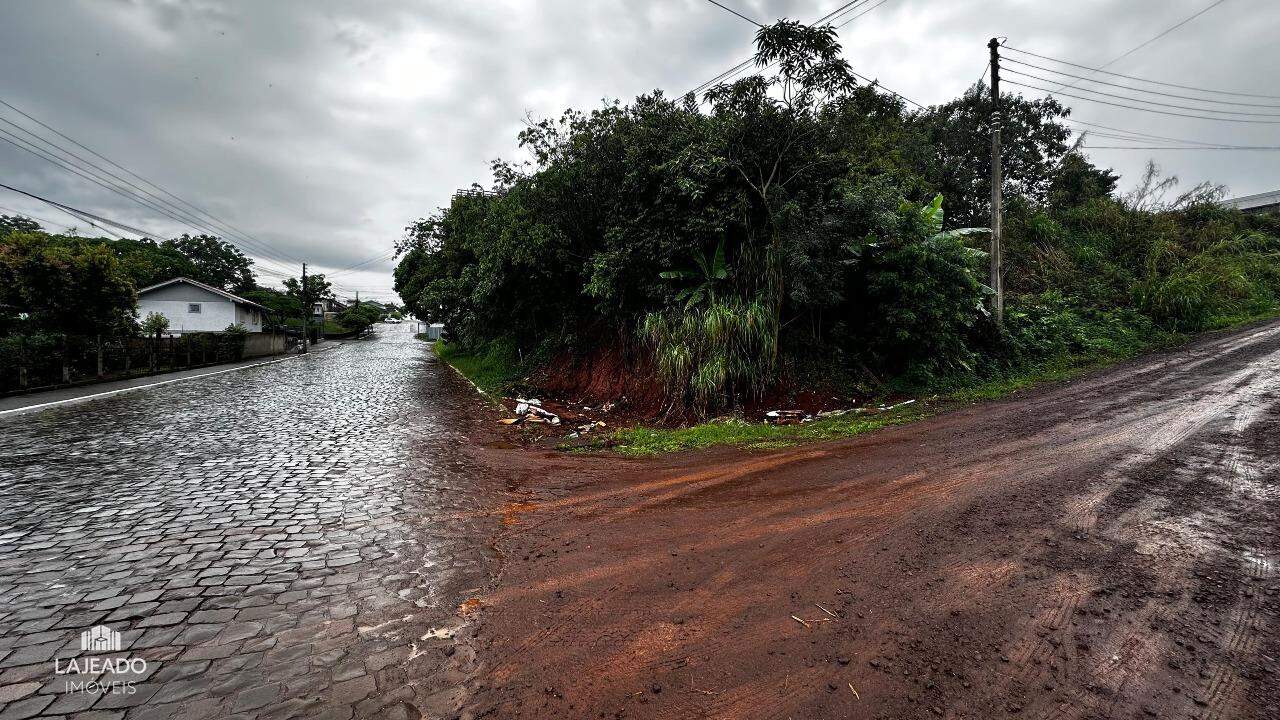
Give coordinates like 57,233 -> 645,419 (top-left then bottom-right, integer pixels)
390,22 -> 1279,415
337,302 -> 383,335
0,231 -> 137,339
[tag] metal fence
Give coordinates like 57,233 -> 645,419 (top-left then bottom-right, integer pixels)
0,332 -> 285,396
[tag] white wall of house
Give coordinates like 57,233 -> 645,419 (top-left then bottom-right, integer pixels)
234,303 -> 264,331
136,281 -> 263,334
138,298 -> 238,333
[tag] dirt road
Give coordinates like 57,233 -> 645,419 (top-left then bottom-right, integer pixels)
462,319 -> 1280,720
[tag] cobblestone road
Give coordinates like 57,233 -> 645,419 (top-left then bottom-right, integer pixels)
0,326 -> 499,720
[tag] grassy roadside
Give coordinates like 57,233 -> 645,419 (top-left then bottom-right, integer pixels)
600,405 -> 929,456
431,309 -> 1280,456
430,340 -> 522,396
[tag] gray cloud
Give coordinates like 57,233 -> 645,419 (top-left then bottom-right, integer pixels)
1,0 -> 1275,301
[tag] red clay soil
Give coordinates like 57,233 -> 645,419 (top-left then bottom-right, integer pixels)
459,319 -> 1280,720
527,343 -> 861,427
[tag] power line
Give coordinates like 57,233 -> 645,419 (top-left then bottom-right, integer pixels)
0,132 -> 160,237
0,113 -> 273,256
0,182 -> 310,284
1002,46 -> 1280,100
0,97 -> 303,265
0,181 -> 158,237
1003,80 -> 1280,124
686,0 -> 908,107
1004,57 -> 1280,109
1064,118 -> 1243,148
1083,145 -> 1280,150
1003,68 -> 1280,117
327,250 -> 399,278
0,126 -> 299,276
1045,0 -> 1231,93
702,0 -> 761,27
831,0 -> 894,30
0,204 -> 76,232
0,120 -> 301,275
0,186 -> 123,238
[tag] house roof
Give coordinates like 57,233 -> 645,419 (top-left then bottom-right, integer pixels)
137,277 -> 270,312
1223,189 -> 1280,211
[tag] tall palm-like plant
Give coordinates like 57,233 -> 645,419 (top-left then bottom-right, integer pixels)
659,237 -> 729,309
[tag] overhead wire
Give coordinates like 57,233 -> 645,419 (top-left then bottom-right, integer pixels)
0,97 -> 304,266
1001,46 -> 1280,100
1003,57 -> 1280,109
1042,0 -> 1231,93
702,0 -> 761,27
1002,81 -> 1280,124
1064,118 -> 1246,148
0,124 -> 300,275
1003,68 -> 1280,117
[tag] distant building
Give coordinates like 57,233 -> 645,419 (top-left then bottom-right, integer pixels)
1223,189 -> 1280,216
137,277 -> 266,334
418,322 -> 445,341
312,297 -> 349,323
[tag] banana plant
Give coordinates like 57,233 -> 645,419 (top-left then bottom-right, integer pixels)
660,236 -> 729,308
916,193 -> 989,248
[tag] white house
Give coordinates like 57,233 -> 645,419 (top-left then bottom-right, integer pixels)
137,277 -> 267,334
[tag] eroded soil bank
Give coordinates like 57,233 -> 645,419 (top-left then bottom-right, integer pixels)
457,319 -> 1280,720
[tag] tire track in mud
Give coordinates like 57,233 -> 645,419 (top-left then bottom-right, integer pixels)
465,320 -> 1280,720
1016,343 -> 1280,720
1197,436 -> 1279,720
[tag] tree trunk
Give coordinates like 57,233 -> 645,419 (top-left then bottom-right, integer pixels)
96,334 -> 104,378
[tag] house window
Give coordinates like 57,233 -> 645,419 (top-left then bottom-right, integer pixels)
188,303 -> 201,314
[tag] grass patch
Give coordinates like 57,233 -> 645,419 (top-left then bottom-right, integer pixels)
596,407 -> 927,457
434,340 -> 522,396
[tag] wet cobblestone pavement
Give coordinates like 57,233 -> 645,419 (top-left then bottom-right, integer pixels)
0,326 -> 499,720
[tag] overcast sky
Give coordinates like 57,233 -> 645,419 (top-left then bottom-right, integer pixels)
1,0 -> 1275,301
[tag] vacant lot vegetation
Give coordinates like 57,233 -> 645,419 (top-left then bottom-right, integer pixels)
395,21 -> 1280,424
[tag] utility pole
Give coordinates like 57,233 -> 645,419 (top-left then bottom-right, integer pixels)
301,262 -> 310,353
988,37 -> 1005,324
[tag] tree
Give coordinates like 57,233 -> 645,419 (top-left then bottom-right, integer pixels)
283,274 -> 332,308
140,312 -> 170,371
164,234 -> 254,292
1,231 -> 138,381
338,302 -> 382,336
110,237 -> 198,288
1048,152 -> 1120,209
140,311 -> 170,338
1,215 -> 43,236
0,232 -> 137,338
914,83 -> 1074,228
239,287 -> 300,327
